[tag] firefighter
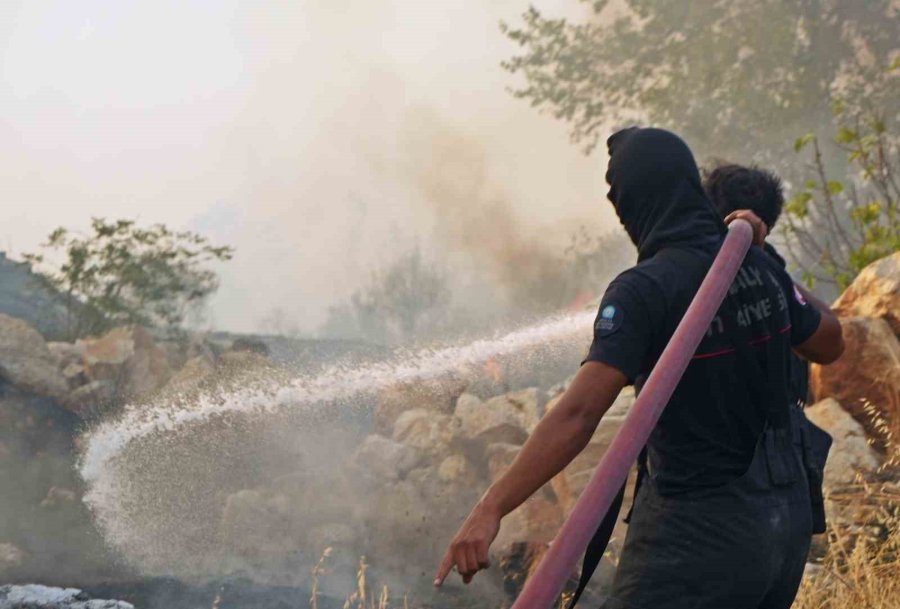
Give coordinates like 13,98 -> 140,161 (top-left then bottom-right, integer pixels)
434,128 -> 843,609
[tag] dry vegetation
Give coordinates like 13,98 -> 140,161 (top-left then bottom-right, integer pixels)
306,549 -> 406,609
794,403 -> 900,609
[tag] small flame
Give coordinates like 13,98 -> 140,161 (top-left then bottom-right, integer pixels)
565,290 -> 595,312
484,357 -> 505,384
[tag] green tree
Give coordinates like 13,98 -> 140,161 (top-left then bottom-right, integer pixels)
24,218 -> 233,340
782,82 -> 900,291
501,1 -> 898,159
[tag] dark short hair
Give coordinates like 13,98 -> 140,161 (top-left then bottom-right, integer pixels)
703,163 -> 785,229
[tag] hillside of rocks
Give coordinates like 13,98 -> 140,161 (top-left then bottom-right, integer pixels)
0,251 -> 896,606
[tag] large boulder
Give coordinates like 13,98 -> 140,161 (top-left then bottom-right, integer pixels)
810,317 -> 900,444
437,453 -> 477,485
833,252 -> 900,336
374,376 -> 467,436
350,434 -> 422,482
0,314 -> 67,398
0,585 -> 134,609
804,398 -> 880,488
46,342 -> 87,389
76,326 -> 172,404
76,327 -> 134,376
454,389 -> 539,446
392,409 -> 460,459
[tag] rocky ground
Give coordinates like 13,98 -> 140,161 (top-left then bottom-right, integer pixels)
0,252 -> 897,608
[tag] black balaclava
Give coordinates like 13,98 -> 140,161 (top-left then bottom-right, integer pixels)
606,127 -> 725,261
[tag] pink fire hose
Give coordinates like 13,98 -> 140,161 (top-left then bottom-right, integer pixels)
510,219 -> 754,609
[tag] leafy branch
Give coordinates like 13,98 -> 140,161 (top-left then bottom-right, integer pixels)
23,218 -> 233,340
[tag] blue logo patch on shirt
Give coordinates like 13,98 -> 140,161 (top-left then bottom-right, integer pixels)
596,303 -> 624,336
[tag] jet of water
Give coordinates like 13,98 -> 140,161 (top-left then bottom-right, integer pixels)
78,310 -> 595,550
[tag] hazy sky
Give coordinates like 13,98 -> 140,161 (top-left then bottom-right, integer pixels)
0,0 -> 622,333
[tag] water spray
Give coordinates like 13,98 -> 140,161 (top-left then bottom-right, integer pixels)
79,308 -> 597,563
510,219 -> 753,609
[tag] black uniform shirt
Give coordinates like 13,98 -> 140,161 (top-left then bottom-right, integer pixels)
584,244 -> 821,493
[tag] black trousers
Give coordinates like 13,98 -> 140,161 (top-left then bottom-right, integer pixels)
601,427 -> 813,609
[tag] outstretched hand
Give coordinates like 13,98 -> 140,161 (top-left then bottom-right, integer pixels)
434,500 -> 501,587
724,209 -> 768,246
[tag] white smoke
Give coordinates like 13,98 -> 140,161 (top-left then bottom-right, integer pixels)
0,0 -> 616,334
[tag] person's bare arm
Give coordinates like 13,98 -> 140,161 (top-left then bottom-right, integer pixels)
792,283 -> 844,364
434,361 -> 628,586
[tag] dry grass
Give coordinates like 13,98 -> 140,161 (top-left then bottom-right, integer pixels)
337,555 -> 401,609
793,402 -> 900,608
310,546 -> 333,609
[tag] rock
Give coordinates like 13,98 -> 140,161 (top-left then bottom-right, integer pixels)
61,363 -> 85,383
62,381 -> 116,419
77,326 -> 172,403
161,356 -> 215,395
0,585 -> 134,609
498,388 -> 541,431
120,327 -> 172,400
805,398 -> 880,488
392,409 -> 459,459
0,314 -> 67,398
803,562 -> 824,580
833,252 -> 900,336
0,542 -> 24,570
374,377 -> 466,436
810,317 -> 900,444
437,454 -> 475,484
350,434 -> 421,481
77,327 -> 134,376
46,342 -> 84,370
455,389 -> 539,445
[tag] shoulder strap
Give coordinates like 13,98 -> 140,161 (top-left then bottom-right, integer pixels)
565,483 -> 625,609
